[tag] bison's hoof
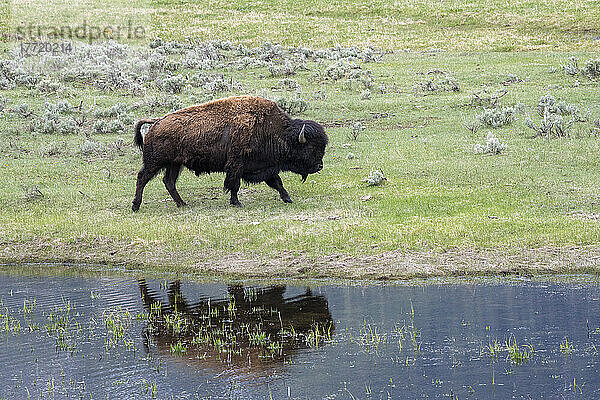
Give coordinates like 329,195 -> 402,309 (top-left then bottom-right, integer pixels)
132,202 -> 140,212
176,201 -> 187,208
282,196 -> 293,203
230,201 -> 243,207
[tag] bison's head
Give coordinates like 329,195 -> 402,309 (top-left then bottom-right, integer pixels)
284,119 -> 328,181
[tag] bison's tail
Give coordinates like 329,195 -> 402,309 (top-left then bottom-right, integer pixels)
134,118 -> 159,150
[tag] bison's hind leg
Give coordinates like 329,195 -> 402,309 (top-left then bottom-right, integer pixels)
163,164 -> 187,207
132,164 -> 162,212
265,174 -> 292,203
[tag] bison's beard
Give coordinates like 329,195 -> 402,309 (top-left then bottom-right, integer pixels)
301,173 -> 308,182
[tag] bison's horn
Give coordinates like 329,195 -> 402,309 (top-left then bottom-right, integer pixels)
298,124 -> 307,144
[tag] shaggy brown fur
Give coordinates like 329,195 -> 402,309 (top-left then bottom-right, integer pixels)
132,96 -> 328,211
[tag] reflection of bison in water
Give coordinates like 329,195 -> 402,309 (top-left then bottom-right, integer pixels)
138,280 -> 334,377
132,96 -> 328,210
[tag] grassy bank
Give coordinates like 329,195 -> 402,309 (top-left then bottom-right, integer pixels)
1,1 -> 600,278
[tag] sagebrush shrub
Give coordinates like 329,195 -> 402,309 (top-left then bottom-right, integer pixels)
11,103 -> 33,118
474,132 -> 507,154
562,57 -> 579,76
364,169 -> 386,186
80,140 -> 104,155
274,96 -> 309,115
155,75 -> 186,94
582,59 -> 600,79
348,121 -> 365,140
476,106 -> 515,128
417,70 -> 459,93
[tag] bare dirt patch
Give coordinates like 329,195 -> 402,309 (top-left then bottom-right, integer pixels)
2,239 -> 599,280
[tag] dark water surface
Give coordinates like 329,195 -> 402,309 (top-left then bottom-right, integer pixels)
0,269 -> 599,399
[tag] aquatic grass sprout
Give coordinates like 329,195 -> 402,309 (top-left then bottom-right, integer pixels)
474,132 -> 507,155
505,337 -> 534,366
170,340 -> 187,356
560,337 -> 574,355
305,322 -> 333,349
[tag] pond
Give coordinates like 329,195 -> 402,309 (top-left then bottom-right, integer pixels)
0,267 -> 599,399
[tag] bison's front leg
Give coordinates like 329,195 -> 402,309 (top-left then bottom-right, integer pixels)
265,174 -> 292,203
224,172 -> 242,207
163,164 -> 187,207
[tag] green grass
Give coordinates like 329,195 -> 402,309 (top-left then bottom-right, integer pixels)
2,0 -> 600,50
0,0 -> 600,278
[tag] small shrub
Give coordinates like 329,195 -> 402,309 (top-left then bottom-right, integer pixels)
269,60 -> 297,77
11,103 -> 33,118
557,57 -> 600,80
79,140 -> 104,155
582,59 -> 600,79
155,75 -> 186,94
463,117 -> 482,134
22,185 -> 43,201
474,132 -> 507,155
275,96 -> 309,115
476,106 -> 515,128
417,70 -> 459,93
40,141 -> 67,156
322,60 -> 374,89
562,57 -> 579,76
348,121 -> 365,141
93,103 -> 131,118
525,112 -> 573,138
45,100 -> 77,115
279,78 -> 300,91
590,119 -> 600,136
525,94 -> 588,138
0,77 -> 15,90
93,119 -> 127,135
143,95 -> 183,113
502,74 -> 522,85
36,79 -> 65,94
470,89 -> 507,108
364,169 -> 386,186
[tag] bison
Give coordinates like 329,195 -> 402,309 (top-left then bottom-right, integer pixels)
132,96 -> 328,211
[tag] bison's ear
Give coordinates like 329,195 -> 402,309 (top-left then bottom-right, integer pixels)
298,124 -> 307,144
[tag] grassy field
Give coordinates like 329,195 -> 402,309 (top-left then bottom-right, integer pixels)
1,0 -> 600,278
3,0 -> 600,50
